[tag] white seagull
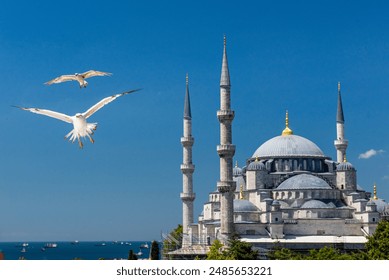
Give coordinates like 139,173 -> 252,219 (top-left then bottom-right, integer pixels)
15,89 -> 141,149
45,70 -> 112,88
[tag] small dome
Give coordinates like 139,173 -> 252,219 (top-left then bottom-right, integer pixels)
233,165 -> 243,176
337,161 -> 355,171
301,200 -> 334,209
372,199 -> 388,213
272,200 -> 280,206
252,134 -> 325,159
247,160 -> 266,171
233,200 -> 259,212
277,174 -> 332,190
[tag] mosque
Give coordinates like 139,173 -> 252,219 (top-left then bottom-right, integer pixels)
172,38 -> 389,258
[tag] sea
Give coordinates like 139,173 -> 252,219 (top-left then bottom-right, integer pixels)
0,241 -> 155,260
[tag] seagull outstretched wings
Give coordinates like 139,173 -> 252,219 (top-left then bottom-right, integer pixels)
15,89 -> 141,148
45,70 -> 112,88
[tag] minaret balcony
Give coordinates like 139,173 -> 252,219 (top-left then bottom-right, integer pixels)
217,110 -> 235,122
217,181 -> 237,193
181,163 -> 195,172
334,139 -> 348,149
217,144 -> 236,157
180,192 -> 196,202
181,136 -> 194,146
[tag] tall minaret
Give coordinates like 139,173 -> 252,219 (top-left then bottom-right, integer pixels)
334,82 -> 348,163
180,74 -> 195,235
216,36 -> 236,240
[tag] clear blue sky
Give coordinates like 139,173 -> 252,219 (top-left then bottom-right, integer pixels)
0,0 -> 388,242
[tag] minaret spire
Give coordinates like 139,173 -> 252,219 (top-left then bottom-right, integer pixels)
180,74 -> 195,240
220,35 -> 231,87
334,81 -> 348,162
217,36 -> 236,241
184,73 -> 191,119
337,82 -> 345,123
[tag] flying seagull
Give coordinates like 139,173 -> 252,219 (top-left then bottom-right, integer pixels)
44,70 -> 112,88
15,89 -> 141,149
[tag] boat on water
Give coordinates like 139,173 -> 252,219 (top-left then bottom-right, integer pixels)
95,242 -> 106,246
44,243 -> 58,248
71,240 -> 79,245
15,243 -> 29,248
20,248 -> 27,253
140,243 -> 149,249
136,251 -> 143,256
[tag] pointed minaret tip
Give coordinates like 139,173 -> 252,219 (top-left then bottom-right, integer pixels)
184,73 -> 192,119
220,35 -> 231,87
337,81 -> 345,124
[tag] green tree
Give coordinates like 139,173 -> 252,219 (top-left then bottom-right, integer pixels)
365,220 -> 389,260
227,237 -> 259,260
128,249 -> 138,260
163,224 -> 183,259
206,240 -> 234,260
268,247 -> 301,260
150,240 -> 160,260
305,247 -> 354,260
206,237 -> 258,260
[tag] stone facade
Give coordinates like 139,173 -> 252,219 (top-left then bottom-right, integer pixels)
175,39 -> 389,258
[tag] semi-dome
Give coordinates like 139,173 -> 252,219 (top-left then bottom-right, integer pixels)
233,199 -> 259,212
372,199 -> 388,213
301,200 -> 335,209
252,134 -> 325,159
337,161 -> 355,171
247,160 -> 266,171
277,174 -> 332,190
233,165 -> 243,176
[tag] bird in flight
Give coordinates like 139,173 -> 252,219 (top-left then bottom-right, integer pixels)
45,70 -> 112,88
15,89 -> 141,149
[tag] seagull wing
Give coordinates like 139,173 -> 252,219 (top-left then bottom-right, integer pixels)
82,89 -> 141,119
81,70 -> 112,79
44,75 -> 77,85
14,106 -> 73,123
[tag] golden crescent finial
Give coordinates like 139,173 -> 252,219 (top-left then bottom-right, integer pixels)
373,182 -> 378,200
282,110 -> 293,136
239,184 -> 244,200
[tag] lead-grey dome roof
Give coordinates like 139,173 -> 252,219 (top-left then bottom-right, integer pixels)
301,200 -> 335,209
233,199 -> 259,212
233,165 -> 243,176
337,161 -> 355,171
252,134 -> 325,158
247,160 -> 266,171
277,174 -> 332,190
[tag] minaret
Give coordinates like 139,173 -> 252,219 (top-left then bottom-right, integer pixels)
216,36 -> 236,240
334,82 -> 348,162
180,74 -> 195,235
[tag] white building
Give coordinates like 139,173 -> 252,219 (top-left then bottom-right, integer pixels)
173,37 -> 389,258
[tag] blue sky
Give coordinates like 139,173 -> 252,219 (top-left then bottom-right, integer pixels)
0,0 -> 388,242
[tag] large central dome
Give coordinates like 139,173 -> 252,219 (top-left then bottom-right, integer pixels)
252,134 -> 325,159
